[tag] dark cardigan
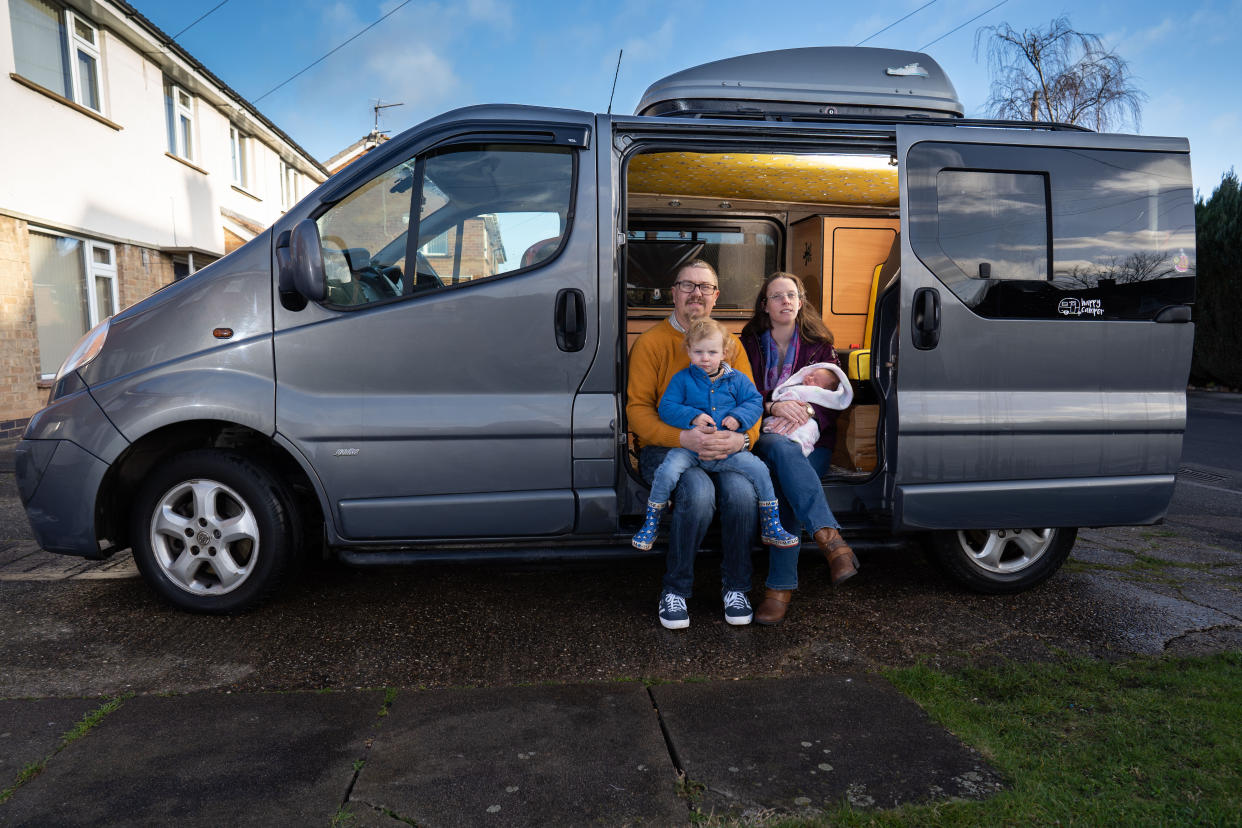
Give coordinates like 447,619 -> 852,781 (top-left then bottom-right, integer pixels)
740,330 -> 842,452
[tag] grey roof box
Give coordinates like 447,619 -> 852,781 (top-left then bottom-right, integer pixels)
635,46 -> 963,120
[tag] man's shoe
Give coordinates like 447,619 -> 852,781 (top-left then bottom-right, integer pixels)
754,588 -> 792,625
723,590 -> 753,625
814,527 -> 859,585
659,592 -> 689,629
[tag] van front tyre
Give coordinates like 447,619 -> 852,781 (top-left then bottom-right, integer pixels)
928,527 -> 1076,594
130,450 -> 299,613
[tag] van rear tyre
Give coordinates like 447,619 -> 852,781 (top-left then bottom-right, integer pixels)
927,527 -> 1076,594
130,450 -> 300,613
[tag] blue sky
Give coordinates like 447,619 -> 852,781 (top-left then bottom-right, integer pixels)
136,0 -> 1239,196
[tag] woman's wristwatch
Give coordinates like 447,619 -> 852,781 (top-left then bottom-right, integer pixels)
805,403 -> 815,417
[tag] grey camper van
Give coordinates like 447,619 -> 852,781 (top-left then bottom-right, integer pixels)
14,47 -> 1196,613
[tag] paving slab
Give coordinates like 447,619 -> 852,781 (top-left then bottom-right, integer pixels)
651,674 -> 1003,818
0,698 -> 100,780
0,690 -> 383,827
352,682 -> 685,827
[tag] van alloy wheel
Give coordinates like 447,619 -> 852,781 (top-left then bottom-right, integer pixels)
130,450 -> 299,613
957,528 -> 1054,574
148,478 -> 259,596
927,526 -> 1077,595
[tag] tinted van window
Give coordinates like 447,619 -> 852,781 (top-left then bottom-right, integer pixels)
936,170 -> 1048,282
416,145 -> 574,286
626,219 -> 779,315
909,143 -> 1195,320
316,158 -> 416,307
314,145 -> 575,308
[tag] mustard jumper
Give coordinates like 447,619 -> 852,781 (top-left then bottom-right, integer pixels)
626,318 -> 761,450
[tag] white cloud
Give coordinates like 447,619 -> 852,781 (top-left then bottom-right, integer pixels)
1105,18 -> 1176,55
364,45 -> 462,108
466,0 -> 514,28
619,15 -> 679,63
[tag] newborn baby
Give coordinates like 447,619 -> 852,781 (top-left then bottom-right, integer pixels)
763,362 -> 853,456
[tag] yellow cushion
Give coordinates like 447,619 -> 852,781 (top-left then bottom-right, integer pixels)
862,262 -> 883,351
846,349 -> 870,381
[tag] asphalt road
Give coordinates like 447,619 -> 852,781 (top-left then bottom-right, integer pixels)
1167,390 -> 1242,549
2,393 -> 1240,699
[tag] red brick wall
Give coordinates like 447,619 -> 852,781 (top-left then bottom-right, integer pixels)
116,243 -> 174,309
0,215 -> 46,424
425,218 -> 500,283
0,217 -> 177,424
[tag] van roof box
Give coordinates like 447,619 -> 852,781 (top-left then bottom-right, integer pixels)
635,46 -> 963,121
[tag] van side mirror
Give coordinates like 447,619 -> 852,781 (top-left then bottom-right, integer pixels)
288,219 -> 326,302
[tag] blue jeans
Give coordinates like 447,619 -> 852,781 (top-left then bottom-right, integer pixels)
646,447 -> 778,505
640,446 -> 756,599
754,433 -> 840,591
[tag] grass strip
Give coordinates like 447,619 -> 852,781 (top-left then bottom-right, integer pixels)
720,653 -> 1242,827
0,694 -> 130,805
840,653 -> 1242,826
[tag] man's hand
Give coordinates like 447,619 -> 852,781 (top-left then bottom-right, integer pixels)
680,426 -> 745,460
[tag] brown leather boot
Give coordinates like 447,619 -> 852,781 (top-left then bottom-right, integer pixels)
754,588 -> 792,625
814,527 -> 859,586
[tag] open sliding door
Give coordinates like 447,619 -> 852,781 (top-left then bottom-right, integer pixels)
892,125 -> 1195,531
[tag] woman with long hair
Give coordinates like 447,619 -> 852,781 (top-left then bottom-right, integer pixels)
740,272 -> 858,625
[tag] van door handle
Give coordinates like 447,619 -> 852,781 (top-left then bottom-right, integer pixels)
912,287 -> 940,350
555,288 -> 586,352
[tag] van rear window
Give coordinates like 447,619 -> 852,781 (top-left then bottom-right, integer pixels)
909,143 -> 1195,321
626,219 -> 780,316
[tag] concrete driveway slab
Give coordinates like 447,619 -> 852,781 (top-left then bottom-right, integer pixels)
651,675 -> 1003,818
352,682 -> 685,827
0,698 -> 99,781
0,691 -> 383,827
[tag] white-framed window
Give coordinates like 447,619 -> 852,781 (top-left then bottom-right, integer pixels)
67,9 -> 100,111
28,229 -> 118,377
230,126 -> 250,188
280,162 -> 300,210
164,82 -> 195,161
8,0 -> 105,113
420,233 -> 450,256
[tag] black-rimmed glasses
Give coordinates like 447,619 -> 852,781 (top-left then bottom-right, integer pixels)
672,281 -> 720,295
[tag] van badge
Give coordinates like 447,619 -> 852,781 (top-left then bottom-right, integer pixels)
886,63 -> 929,78
1057,298 -> 1104,317
334,448 -> 360,456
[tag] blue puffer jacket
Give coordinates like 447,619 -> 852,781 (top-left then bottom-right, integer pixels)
657,362 -> 763,431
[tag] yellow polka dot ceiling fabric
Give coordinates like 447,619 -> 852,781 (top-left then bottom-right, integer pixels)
627,152 -> 898,207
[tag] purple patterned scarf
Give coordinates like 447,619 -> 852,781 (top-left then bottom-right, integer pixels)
761,330 -> 799,394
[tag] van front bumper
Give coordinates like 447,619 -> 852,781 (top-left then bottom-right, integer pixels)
16,438 -> 112,558
16,388 -> 128,559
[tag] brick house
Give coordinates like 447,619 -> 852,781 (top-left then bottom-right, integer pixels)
0,0 -> 327,438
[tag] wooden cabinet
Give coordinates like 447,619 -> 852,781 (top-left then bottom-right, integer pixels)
790,216 -> 898,350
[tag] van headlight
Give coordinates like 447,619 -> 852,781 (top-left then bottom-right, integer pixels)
53,317 -> 111,387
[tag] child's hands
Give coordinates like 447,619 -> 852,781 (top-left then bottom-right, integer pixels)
721,415 -> 741,432
691,413 -> 716,430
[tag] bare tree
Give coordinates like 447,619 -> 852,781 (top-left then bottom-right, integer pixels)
976,16 -> 1145,131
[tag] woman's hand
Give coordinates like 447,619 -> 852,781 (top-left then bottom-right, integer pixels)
770,399 -> 811,425
763,415 -> 799,436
